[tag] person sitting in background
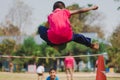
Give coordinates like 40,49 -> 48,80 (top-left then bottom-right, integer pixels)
36,63 -> 45,80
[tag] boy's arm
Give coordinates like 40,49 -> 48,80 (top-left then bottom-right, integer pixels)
70,5 -> 98,15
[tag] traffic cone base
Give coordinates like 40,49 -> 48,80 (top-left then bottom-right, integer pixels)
96,55 -> 107,80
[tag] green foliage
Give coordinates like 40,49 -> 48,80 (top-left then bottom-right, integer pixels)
110,26 -> 120,48
0,39 -> 16,55
13,36 -> 42,64
39,42 -> 59,63
107,25 -> 120,69
97,42 -> 106,53
107,47 -> 120,67
21,36 -> 41,56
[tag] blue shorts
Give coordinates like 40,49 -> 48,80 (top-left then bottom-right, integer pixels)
38,26 -> 91,47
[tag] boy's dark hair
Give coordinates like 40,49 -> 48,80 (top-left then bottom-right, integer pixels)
53,1 -> 65,11
49,68 -> 56,72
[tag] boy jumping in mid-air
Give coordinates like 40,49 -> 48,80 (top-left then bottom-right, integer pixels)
38,1 -> 99,50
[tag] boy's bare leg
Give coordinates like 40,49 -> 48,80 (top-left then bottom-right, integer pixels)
38,75 -> 40,80
69,68 -> 74,80
41,74 -> 44,80
65,69 -> 70,80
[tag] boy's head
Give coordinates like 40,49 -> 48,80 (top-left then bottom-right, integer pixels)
49,68 -> 57,78
53,1 -> 65,11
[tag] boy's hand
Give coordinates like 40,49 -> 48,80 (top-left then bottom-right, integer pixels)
92,5 -> 98,10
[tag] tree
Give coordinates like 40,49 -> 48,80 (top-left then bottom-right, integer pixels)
82,25 -> 105,38
0,39 -> 16,55
110,25 -> 120,48
82,7 -> 105,39
39,42 -> 59,63
0,23 -> 20,36
66,4 -> 105,40
16,36 -> 41,56
13,36 -> 41,65
5,0 -> 32,34
1,0 -> 33,44
107,25 -> 120,71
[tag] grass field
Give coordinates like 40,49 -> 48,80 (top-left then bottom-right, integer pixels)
0,72 -> 120,80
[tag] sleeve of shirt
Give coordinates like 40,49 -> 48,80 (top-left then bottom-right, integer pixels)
64,9 -> 71,18
46,76 -> 50,80
55,76 -> 59,80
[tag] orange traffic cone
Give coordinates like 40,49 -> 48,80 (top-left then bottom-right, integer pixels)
96,55 -> 106,80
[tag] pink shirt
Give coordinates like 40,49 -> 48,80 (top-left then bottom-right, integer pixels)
47,9 -> 73,44
64,56 -> 75,68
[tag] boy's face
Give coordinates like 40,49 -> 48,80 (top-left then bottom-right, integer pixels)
49,70 -> 56,78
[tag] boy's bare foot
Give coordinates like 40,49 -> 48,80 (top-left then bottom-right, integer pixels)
91,43 -> 99,50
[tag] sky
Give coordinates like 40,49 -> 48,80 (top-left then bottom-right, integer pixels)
0,0 -> 120,39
